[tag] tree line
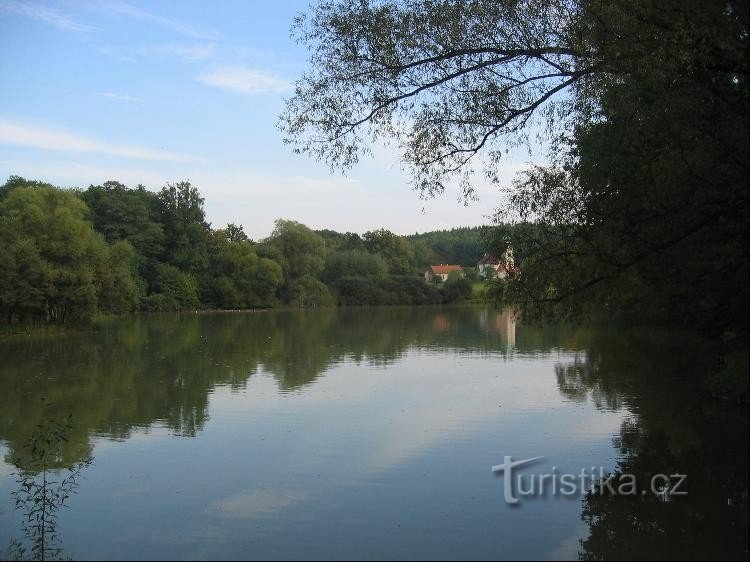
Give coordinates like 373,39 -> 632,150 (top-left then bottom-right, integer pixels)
279,0 -> 748,343
0,176 -> 514,324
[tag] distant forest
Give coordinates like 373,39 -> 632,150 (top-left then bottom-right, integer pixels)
406,227 -> 487,266
0,176 -> 517,324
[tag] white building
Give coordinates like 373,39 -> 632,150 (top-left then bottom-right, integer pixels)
425,264 -> 463,282
477,246 -> 518,279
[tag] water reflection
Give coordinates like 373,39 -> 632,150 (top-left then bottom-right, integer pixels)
0,307 -> 746,560
0,307 -> 528,468
4,415 -> 93,561
554,329 -> 749,560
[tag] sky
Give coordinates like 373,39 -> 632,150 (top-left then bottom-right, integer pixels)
0,0 -> 540,239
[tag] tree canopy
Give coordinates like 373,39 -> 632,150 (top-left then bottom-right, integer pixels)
1,177 -> 493,323
280,0 -> 749,336
0,183 -> 128,323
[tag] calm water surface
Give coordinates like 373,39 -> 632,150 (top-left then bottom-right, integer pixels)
0,307 -> 747,560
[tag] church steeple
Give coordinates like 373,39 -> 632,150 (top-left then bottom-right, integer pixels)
502,236 -> 514,268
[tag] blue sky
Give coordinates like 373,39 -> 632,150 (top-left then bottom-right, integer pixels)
0,0 -> 536,239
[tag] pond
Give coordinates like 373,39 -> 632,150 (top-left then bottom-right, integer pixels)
0,307 -> 747,560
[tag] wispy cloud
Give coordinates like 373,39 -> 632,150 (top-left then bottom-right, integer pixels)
100,0 -> 219,40
196,67 -> 291,95
210,488 -> 308,520
100,92 -> 142,103
0,159 -> 172,188
0,118 -> 191,162
0,0 -> 92,32
98,42 -> 216,64
152,43 -> 215,62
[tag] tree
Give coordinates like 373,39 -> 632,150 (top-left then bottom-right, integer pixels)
362,228 -> 415,274
497,2 -> 748,331
96,240 -> 140,314
408,227 -> 487,266
484,278 -> 508,308
280,0 -> 605,196
322,249 -> 387,283
441,272 -> 472,303
205,230 -> 282,308
280,0 -> 748,335
316,228 -> 365,251
289,275 -> 335,307
156,181 -> 210,274
2,177 -> 293,316
266,219 -> 327,283
0,176 -> 58,200
222,223 -> 250,243
0,185 -> 109,323
340,231 -> 366,251
6,414 -> 94,562
333,276 -> 385,305
148,263 -> 200,310
251,258 -> 284,307
82,181 -> 165,261
0,237 -> 47,323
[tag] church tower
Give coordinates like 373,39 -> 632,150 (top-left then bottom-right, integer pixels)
502,237 -> 514,268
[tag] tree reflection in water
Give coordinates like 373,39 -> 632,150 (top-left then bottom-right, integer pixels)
0,309 -> 745,559
4,411 -> 93,561
554,328 -> 748,560
0,307 -> 526,467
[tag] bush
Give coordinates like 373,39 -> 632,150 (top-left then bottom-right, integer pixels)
289,275 -> 335,307
332,275 -> 443,306
150,263 -> 200,309
333,276 -> 385,305
441,276 -> 472,303
141,293 -> 178,312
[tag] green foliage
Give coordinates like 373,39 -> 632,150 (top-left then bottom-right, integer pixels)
280,0 -> 749,344
381,275 -> 441,305
331,274 -> 468,306
289,275 -> 335,307
265,219 -> 329,304
445,270 -> 462,283
0,237 -> 47,322
315,229 -> 365,252
252,258 -> 284,306
279,0 -> 595,195
149,263 -> 200,310
223,223 -> 250,243
407,227 -> 487,266
82,181 -> 165,260
5,411 -> 93,561
484,278 -> 509,308
0,175 -> 527,320
362,229 -> 415,274
462,267 -> 478,283
0,184 -> 109,323
494,0 -> 748,335
96,241 -> 140,314
441,275 -> 472,304
2,178 -> 290,320
0,176 -> 59,201
322,249 -> 387,283
204,230 -> 282,308
156,181 -> 210,274
266,219 -> 327,281
332,276 -> 387,306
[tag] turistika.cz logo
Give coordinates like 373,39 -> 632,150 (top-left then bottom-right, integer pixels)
491,456 -> 687,505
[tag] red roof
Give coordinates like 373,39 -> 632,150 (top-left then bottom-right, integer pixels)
430,265 -> 463,274
478,253 -> 501,265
